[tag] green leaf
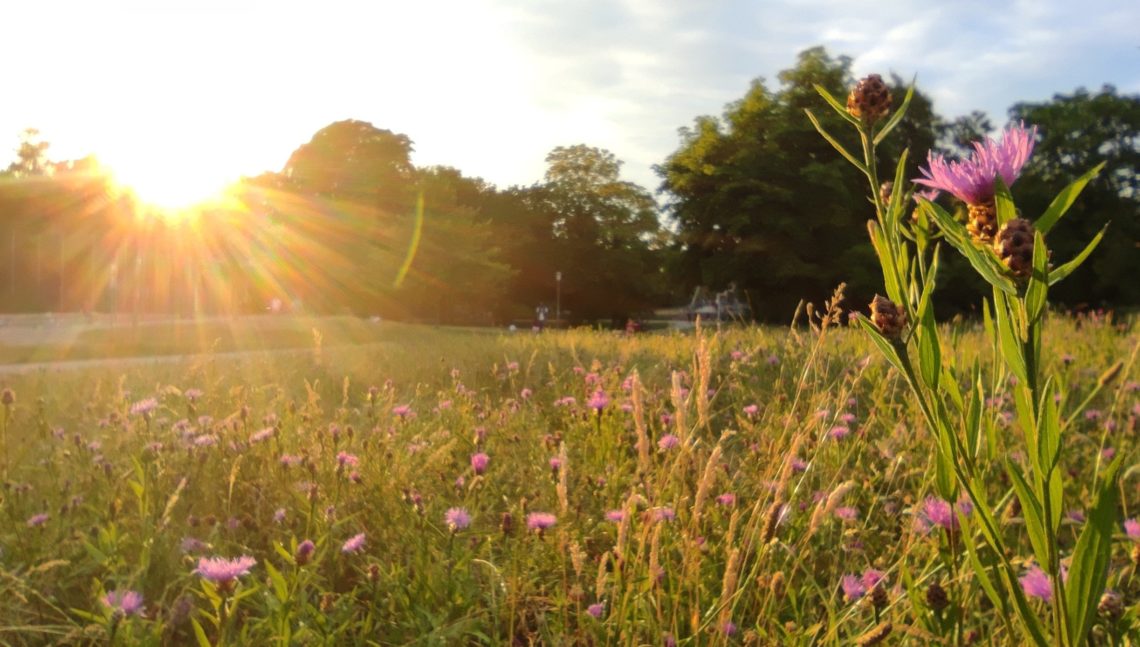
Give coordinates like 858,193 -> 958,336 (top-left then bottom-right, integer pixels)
962,518 -> 1008,615
1066,456 -> 1122,646
854,315 -> 907,377
885,148 -> 910,238
994,176 -> 1017,227
1048,224 -> 1108,286
1024,230 -> 1049,324
813,84 -> 861,127
1036,162 -> 1106,235
191,618 -> 212,647
867,220 -> 904,305
1005,461 -> 1050,567
265,560 -> 288,602
965,370 -> 983,461
805,109 -> 866,171
993,290 -> 1028,384
916,248 -> 941,389
873,81 -> 915,145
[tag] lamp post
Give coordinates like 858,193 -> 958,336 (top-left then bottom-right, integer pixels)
555,271 -> 561,328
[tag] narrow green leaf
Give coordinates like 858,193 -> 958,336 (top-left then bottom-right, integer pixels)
1048,224 -> 1108,286
916,248 -> 941,388
1036,162 -> 1106,235
804,109 -> 865,171
867,220 -> 904,305
885,148 -> 910,238
962,518 -> 1007,615
965,370 -> 983,461
813,84 -> 861,127
265,560 -> 288,602
1025,230 -> 1049,324
1005,461 -> 1050,567
1066,457 -> 1122,645
993,176 -> 1017,227
993,290 -> 1028,384
873,81 -> 915,145
855,315 -> 907,377
191,618 -> 212,647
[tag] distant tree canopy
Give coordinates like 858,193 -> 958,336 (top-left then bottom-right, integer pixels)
1,48 -> 1135,322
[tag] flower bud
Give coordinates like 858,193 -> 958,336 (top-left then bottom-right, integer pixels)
847,74 -> 892,124
869,295 -> 907,339
993,218 -> 1035,278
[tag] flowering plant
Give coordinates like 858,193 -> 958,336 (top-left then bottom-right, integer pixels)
810,74 -> 1120,646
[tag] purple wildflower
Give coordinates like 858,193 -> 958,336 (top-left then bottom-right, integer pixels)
862,569 -> 886,590
605,509 -> 625,522
722,621 -> 737,636
587,389 -> 610,411
102,590 -> 145,617
526,512 -> 557,532
445,507 -> 471,531
650,507 -> 676,522
841,574 -> 866,601
392,404 -> 412,418
657,434 -> 680,450
743,404 -> 759,417
295,539 -> 315,565
273,508 -> 286,524
914,122 -> 1037,205
194,556 -> 256,590
184,388 -> 204,401
336,452 -> 359,469
587,602 -> 604,619
922,496 -> 959,531
1124,518 -> 1140,540
834,506 -> 859,522
26,512 -> 49,527
829,425 -> 851,440
716,492 -> 736,507
471,452 -> 490,475
249,427 -> 274,444
1020,565 -> 1052,602
341,532 -> 366,554
130,398 -> 158,416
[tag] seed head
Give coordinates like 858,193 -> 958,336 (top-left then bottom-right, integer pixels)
925,581 -> 949,611
1098,590 -> 1124,621
869,295 -> 907,339
846,74 -> 892,124
993,218 -> 1035,278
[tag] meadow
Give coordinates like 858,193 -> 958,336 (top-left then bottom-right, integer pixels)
0,311 -> 1135,646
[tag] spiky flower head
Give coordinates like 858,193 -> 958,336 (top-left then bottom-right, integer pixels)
869,295 -> 907,339
444,507 -> 471,532
102,590 -> 145,617
846,74 -> 892,124
914,123 -> 1037,243
193,556 -> 256,593
994,218 -> 1036,279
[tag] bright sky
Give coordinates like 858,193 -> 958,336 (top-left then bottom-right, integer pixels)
4,0 -> 1138,205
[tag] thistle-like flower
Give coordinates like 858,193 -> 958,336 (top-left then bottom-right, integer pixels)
914,123 -> 1036,244
846,74 -> 892,124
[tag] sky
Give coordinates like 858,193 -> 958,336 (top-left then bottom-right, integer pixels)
3,0 -> 1138,205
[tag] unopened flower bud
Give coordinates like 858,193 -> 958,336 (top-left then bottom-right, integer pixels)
879,181 -> 893,206
926,581 -> 949,611
993,218 -> 1035,278
1098,590 -> 1123,621
847,74 -> 892,124
869,295 -> 907,338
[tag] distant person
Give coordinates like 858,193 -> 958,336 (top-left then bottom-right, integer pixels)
535,303 -> 549,331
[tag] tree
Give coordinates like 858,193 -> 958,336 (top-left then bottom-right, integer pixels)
657,47 -> 941,320
1010,85 -> 1140,307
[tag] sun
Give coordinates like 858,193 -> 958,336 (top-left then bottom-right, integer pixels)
102,150 -> 237,216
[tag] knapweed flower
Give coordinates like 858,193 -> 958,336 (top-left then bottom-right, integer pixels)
842,574 -> 866,601
716,492 -> 737,507
829,425 -> 851,440
870,295 -> 907,338
295,539 -> 316,565
102,590 -> 145,617
184,388 -> 203,402
587,390 -> 610,411
526,512 -> 557,532
249,427 -> 275,444
834,506 -> 859,522
650,507 -> 676,522
914,122 -> 1037,243
193,556 -> 256,591
392,404 -> 413,418
605,509 -> 625,522
1019,564 -> 1052,602
471,452 -> 489,474
336,451 -> 359,469
26,512 -> 49,527
130,398 -> 158,417
846,73 -> 892,124
657,434 -> 680,450
1124,518 -> 1140,540
921,496 -> 964,532
445,507 -> 471,531
273,508 -> 287,523
742,404 -> 759,417
341,532 -> 366,554
587,602 -> 604,619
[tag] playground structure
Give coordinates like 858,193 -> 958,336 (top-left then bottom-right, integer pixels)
686,283 -> 751,321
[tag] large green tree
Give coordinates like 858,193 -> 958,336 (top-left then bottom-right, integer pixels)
657,47 -> 940,320
1010,85 -> 1140,308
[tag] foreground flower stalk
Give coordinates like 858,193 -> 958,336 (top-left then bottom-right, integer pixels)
811,74 -> 1116,647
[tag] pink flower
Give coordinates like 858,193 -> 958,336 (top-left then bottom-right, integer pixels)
657,434 -> 680,450
587,390 -> 610,411
1124,518 -> 1140,540
102,590 -> 144,616
341,532 -> 366,554
194,556 -> 256,589
716,493 -> 736,507
829,425 -> 851,440
444,507 -> 471,531
471,452 -> 490,474
587,602 -> 604,618
742,404 -> 759,417
914,122 -> 1036,206
1019,564 -> 1052,602
26,513 -> 49,527
526,512 -> 557,532
605,509 -> 625,522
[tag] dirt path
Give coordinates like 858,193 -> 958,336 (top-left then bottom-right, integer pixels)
0,343 -> 393,375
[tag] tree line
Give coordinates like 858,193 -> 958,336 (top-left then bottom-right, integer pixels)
1,46 -> 1136,324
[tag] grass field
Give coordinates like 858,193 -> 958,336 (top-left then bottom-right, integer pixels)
0,313 -> 1136,645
